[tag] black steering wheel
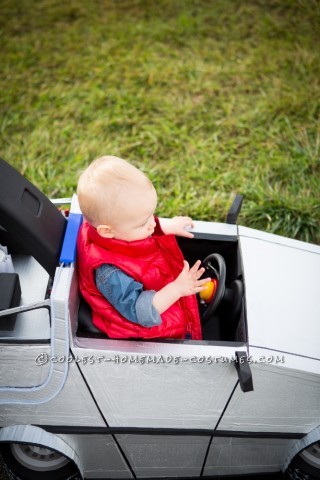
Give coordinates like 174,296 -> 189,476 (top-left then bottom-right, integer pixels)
201,253 -> 226,324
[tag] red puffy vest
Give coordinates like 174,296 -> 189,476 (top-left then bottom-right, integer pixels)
77,218 -> 202,340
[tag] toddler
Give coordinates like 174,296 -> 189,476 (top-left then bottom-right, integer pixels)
77,156 -> 210,339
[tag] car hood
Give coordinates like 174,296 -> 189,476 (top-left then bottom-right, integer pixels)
238,226 -> 320,362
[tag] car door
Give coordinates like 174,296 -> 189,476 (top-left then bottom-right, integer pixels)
72,341 -> 249,429
72,339 -> 249,477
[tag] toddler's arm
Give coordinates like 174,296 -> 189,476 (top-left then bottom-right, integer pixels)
159,216 -> 194,238
95,265 -> 161,327
153,260 -> 210,314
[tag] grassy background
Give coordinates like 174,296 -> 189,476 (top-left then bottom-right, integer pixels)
0,0 -> 319,243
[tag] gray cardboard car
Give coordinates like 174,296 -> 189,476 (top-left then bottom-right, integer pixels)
0,158 -> 319,480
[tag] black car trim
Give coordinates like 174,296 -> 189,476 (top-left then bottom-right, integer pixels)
39,425 -> 304,439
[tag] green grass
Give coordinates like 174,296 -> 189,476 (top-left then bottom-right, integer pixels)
0,0 -> 319,243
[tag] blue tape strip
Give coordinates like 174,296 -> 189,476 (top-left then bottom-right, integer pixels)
59,213 -> 83,264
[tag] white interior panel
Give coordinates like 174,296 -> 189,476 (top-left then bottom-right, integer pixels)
239,229 -> 320,360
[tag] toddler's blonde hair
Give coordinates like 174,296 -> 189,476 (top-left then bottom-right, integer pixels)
77,155 -> 152,226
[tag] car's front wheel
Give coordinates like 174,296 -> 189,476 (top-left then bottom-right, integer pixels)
286,442 -> 320,480
0,442 -> 80,480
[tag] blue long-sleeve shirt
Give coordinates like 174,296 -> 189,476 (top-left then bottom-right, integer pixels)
95,264 -> 161,327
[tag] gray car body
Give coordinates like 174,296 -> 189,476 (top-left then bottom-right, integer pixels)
0,194 -> 320,479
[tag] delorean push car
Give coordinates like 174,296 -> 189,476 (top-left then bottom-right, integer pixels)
0,158 -> 319,480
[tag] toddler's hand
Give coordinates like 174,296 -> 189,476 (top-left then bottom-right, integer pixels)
175,260 -> 211,297
163,216 -> 194,238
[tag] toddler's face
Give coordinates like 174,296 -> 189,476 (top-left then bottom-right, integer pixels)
111,185 -> 158,242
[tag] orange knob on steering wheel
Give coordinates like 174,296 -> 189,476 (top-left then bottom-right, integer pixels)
201,253 -> 226,324
199,279 -> 219,303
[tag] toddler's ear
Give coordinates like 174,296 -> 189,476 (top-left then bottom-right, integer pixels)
96,225 -> 115,238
